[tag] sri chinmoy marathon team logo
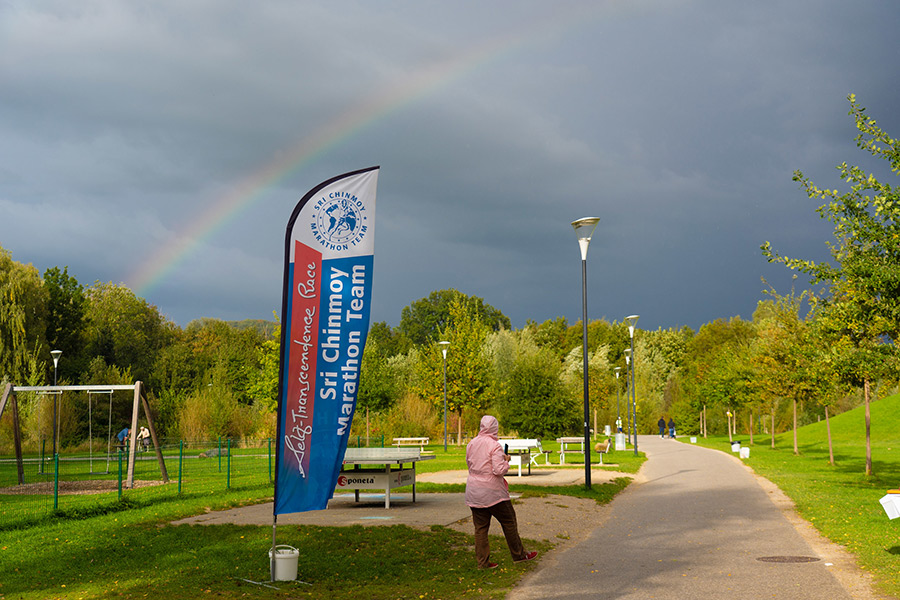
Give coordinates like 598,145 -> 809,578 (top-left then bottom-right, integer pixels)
309,191 -> 368,250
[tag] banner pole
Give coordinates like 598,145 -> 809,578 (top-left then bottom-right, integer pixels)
270,516 -> 278,582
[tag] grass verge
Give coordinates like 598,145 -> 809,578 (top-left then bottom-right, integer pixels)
0,460 -> 634,599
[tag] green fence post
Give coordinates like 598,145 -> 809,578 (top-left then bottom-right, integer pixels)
226,438 -> 231,490
117,449 -> 123,500
53,453 -> 59,510
218,436 -> 222,472
40,438 -> 45,474
178,440 -> 183,495
268,438 -> 272,483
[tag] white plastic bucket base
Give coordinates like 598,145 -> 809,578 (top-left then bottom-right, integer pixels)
731,442 -> 741,453
740,447 -> 750,459
690,437 -> 697,444
269,545 -> 299,581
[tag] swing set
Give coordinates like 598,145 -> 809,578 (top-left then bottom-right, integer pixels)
0,381 -> 169,489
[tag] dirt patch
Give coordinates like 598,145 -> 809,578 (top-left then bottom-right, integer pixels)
447,494 -> 611,550
0,479 -> 167,496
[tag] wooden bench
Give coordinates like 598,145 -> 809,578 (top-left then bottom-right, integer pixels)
392,437 -> 429,451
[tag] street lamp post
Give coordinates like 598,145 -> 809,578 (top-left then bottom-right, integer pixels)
572,217 -> 600,490
624,348 -> 632,447
50,350 -> 62,455
625,315 -> 639,456
439,341 -> 450,452
614,366 -> 622,433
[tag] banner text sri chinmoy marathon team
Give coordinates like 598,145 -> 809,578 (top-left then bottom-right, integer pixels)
285,251 -> 368,478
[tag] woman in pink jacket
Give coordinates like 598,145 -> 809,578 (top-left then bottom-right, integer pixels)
465,415 -> 538,568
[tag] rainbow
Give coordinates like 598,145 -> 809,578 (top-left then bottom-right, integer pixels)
129,3 -> 615,296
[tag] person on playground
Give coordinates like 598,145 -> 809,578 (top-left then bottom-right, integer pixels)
138,426 -> 150,452
465,415 -> 538,569
116,427 -> 130,451
658,416 -> 666,438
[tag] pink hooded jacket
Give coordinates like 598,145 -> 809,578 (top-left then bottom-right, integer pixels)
465,415 -> 510,508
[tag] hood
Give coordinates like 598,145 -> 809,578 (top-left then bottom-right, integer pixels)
479,415 -> 499,440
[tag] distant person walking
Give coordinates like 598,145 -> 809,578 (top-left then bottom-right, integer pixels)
465,415 -> 537,569
668,418 -> 676,439
658,417 -> 666,438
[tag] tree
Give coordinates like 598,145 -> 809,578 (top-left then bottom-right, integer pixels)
399,289 -> 510,346
44,266 -> 87,381
83,282 -> 176,384
367,321 -> 410,357
763,94 -> 900,475
752,292 -> 821,454
416,297 -> 496,443
678,317 -> 756,436
357,336 -> 398,433
0,246 -> 48,383
502,347 -> 577,438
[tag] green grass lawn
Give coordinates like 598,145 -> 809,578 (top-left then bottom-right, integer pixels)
688,394 -> 900,599
0,438 -> 641,600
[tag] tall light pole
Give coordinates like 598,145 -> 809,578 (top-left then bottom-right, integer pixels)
51,350 -> 62,455
624,348 -> 632,447
625,315 -> 640,456
614,366 -> 622,433
572,216 -> 600,490
439,341 -> 450,452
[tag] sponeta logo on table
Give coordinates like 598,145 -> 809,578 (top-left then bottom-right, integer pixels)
337,475 -> 375,486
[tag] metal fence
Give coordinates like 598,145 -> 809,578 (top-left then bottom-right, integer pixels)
0,435 -> 391,528
0,438 -> 275,529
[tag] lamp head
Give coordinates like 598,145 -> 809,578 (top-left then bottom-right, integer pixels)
438,340 -> 450,358
615,366 -> 621,378
571,217 -> 600,260
51,350 -> 62,367
625,314 -> 640,337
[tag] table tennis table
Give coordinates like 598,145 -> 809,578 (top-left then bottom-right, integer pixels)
336,447 -> 435,509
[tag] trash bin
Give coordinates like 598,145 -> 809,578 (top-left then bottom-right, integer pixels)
690,437 -> 697,444
615,432 -> 627,451
739,447 -> 750,459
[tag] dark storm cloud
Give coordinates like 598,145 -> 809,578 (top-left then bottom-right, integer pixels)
1,0 -> 898,332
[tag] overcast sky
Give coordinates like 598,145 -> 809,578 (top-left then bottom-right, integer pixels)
2,1 -> 898,333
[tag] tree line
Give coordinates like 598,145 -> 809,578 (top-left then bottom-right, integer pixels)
2,96 -> 897,475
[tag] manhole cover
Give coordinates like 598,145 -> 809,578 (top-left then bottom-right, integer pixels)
757,556 -> 820,563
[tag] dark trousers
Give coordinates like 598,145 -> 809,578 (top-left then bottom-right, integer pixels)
470,500 -> 526,567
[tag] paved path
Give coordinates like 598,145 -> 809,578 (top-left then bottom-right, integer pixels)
509,435 -> 867,600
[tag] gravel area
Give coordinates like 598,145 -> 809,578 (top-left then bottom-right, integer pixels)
447,493 -> 613,549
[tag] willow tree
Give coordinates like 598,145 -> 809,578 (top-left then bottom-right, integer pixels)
763,94 -> 900,476
0,246 -> 48,383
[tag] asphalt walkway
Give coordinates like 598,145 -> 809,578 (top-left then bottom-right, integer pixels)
508,435 -> 870,600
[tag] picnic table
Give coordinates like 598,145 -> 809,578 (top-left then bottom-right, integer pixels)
556,437 -> 586,464
336,447 -> 434,508
392,437 -> 429,450
503,438 -> 551,476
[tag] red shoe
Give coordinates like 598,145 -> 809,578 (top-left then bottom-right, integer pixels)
483,562 -> 498,569
515,551 -> 538,563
